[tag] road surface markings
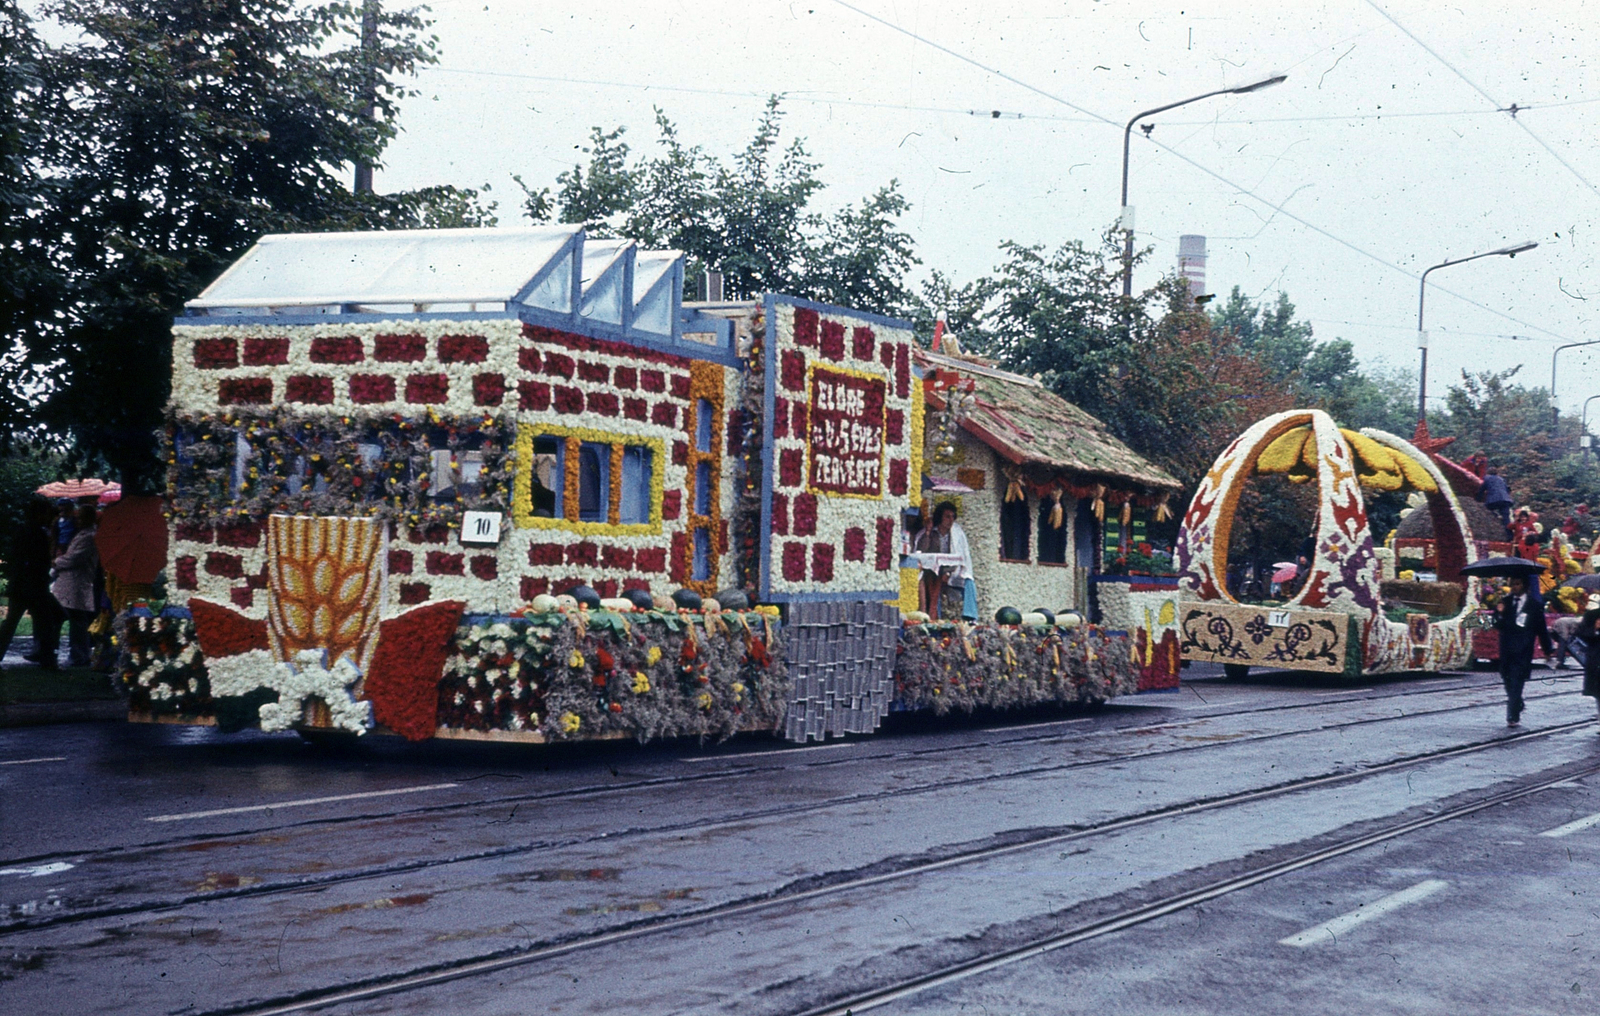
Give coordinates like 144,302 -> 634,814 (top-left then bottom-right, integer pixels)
1279,879 -> 1448,947
145,783 -> 460,823
683,742 -> 857,763
0,756 -> 67,766
1539,811 -> 1600,838
999,717 -> 1095,732
0,862 -> 74,878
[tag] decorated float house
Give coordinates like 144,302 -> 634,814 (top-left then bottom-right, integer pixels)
125,226 -> 1170,745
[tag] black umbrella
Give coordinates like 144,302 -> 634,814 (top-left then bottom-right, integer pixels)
1460,556 -> 1547,578
1559,573 -> 1600,592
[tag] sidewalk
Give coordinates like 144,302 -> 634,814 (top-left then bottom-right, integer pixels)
0,637 -> 125,727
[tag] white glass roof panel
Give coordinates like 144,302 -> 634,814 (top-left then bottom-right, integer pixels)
188,226 -> 581,308
632,252 -> 679,305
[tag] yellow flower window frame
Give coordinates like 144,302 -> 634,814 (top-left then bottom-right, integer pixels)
512,422 -> 666,535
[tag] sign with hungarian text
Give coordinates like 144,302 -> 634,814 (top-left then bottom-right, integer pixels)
807,365 -> 887,496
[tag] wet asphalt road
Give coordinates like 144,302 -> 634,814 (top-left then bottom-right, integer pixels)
2,663 -> 1598,1014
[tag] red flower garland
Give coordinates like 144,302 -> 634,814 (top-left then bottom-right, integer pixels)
366,600 -> 465,740
374,334 -> 427,362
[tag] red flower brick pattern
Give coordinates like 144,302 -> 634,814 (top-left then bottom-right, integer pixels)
640,368 -> 666,393
779,448 -> 803,488
285,375 -> 334,404
543,352 -> 575,378
204,552 -> 244,578
880,340 -> 896,368
568,542 -> 599,567
875,517 -> 896,570
527,543 -> 563,566
843,527 -> 867,562
717,519 -> 729,554
398,582 -> 431,605
375,334 -> 426,362
772,398 -> 789,439
407,524 -> 448,545
636,547 -> 667,573
889,458 -> 909,496
669,531 -> 688,584
793,493 -> 818,536
553,385 -> 583,414
175,556 -> 198,590
771,493 -> 789,535
388,549 -> 414,574
670,374 -> 691,398
175,522 -> 214,543
662,490 -> 682,520
242,337 -> 289,366
812,542 -> 835,582
577,361 -> 609,383
780,350 -> 806,392
469,555 -> 498,581
793,307 -> 819,347
425,551 -> 464,576
219,378 -> 272,404
885,408 -> 904,445
215,520 -> 263,548
349,374 -> 396,403
518,380 -> 551,411
310,336 -> 364,364
601,545 -> 634,569
231,587 -> 255,609
792,401 -> 808,437
623,397 -> 648,421
672,441 -> 688,466
820,321 -> 846,361
896,343 -> 910,398
193,338 -> 238,369
472,373 -> 506,406
782,541 -> 807,582
651,402 -> 677,427
614,366 -> 637,389
587,391 -> 619,416
851,326 -> 875,361
405,373 -> 448,404
517,347 -> 541,372
437,334 -> 488,363
520,576 -> 550,600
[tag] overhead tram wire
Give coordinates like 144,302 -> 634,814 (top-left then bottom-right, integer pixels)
1363,0 -> 1600,204
827,0 -> 1580,347
425,67 -> 1600,127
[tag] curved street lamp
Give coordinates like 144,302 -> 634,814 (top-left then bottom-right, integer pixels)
1120,73 -> 1287,299
1583,394 -> 1600,461
1415,240 -> 1539,424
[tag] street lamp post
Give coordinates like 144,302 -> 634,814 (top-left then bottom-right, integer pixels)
1551,341 -> 1600,435
1415,240 -> 1539,424
1582,394 -> 1600,462
1120,73 -> 1286,299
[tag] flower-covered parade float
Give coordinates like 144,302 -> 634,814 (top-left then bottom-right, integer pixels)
122,226 -> 1167,745
1176,409 -> 1480,679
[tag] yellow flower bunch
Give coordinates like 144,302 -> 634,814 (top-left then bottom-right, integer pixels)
631,672 -> 651,694
568,651 -> 585,669
646,646 -> 662,665
559,712 -> 581,733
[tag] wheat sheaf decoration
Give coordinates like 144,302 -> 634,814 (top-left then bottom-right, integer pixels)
265,515 -> 386,670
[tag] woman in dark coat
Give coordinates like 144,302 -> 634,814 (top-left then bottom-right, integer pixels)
1577,594 -> 1600,721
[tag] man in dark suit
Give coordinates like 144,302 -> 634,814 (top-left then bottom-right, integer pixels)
1497,575 -> 1553,727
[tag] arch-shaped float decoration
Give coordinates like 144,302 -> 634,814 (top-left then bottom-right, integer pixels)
1174,409 -> 1478,675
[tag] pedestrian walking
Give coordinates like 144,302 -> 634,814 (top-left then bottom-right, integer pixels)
1480,467 -> 1513,535
1576,594 -> 1600,726
1496,575 -> 1553,728
0,500 -> 63,668
51,503 -> 99,668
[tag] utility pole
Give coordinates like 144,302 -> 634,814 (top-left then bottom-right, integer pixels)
354,0 -> 379,194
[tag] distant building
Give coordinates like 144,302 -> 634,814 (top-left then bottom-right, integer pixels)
1178,234 -> 1206,299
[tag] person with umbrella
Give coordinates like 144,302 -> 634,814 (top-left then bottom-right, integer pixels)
1495,572 -> 1553,728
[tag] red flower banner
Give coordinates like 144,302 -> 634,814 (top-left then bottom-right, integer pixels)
364,600 -> 466,740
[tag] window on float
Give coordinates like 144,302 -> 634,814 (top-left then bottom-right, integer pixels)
517,426 -> 661,531
619,446 -> 653,524
577,442 -> 611,522
529,436 -> 563,518
1000,495 -> 1031,562
1037,500 -> 1068,564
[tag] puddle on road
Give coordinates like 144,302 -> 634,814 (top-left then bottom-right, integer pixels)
192,872 -> 262,892
563,887 -> 695,918
503,867 -> 621,884
310,893 -> 433,916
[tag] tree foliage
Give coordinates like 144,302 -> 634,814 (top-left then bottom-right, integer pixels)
519,98 -> 919,313
1,0 -> 491,489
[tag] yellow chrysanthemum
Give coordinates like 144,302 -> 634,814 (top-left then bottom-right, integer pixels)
568,651 -> 585,669
695,691 -> 714,711
559,711 -> 581,733
646,646 -> 662,666
1256,426 -> 1311,474
631,672 -> 651,694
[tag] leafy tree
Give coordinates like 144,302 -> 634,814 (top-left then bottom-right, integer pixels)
20,0 -> 483,489
519,98 -> 919,312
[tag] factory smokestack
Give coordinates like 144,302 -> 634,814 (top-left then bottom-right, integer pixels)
1177,234 -> 1206,300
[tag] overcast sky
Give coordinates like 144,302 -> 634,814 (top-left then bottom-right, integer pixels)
377,0 -> 1600,416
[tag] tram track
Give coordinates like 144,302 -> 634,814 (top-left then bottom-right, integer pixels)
1,667 -> 1570,872
131,715 -> 1600,1016
1,682 -> 1587,936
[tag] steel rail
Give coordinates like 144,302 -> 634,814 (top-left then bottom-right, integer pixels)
196,717 -> 1597,1016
